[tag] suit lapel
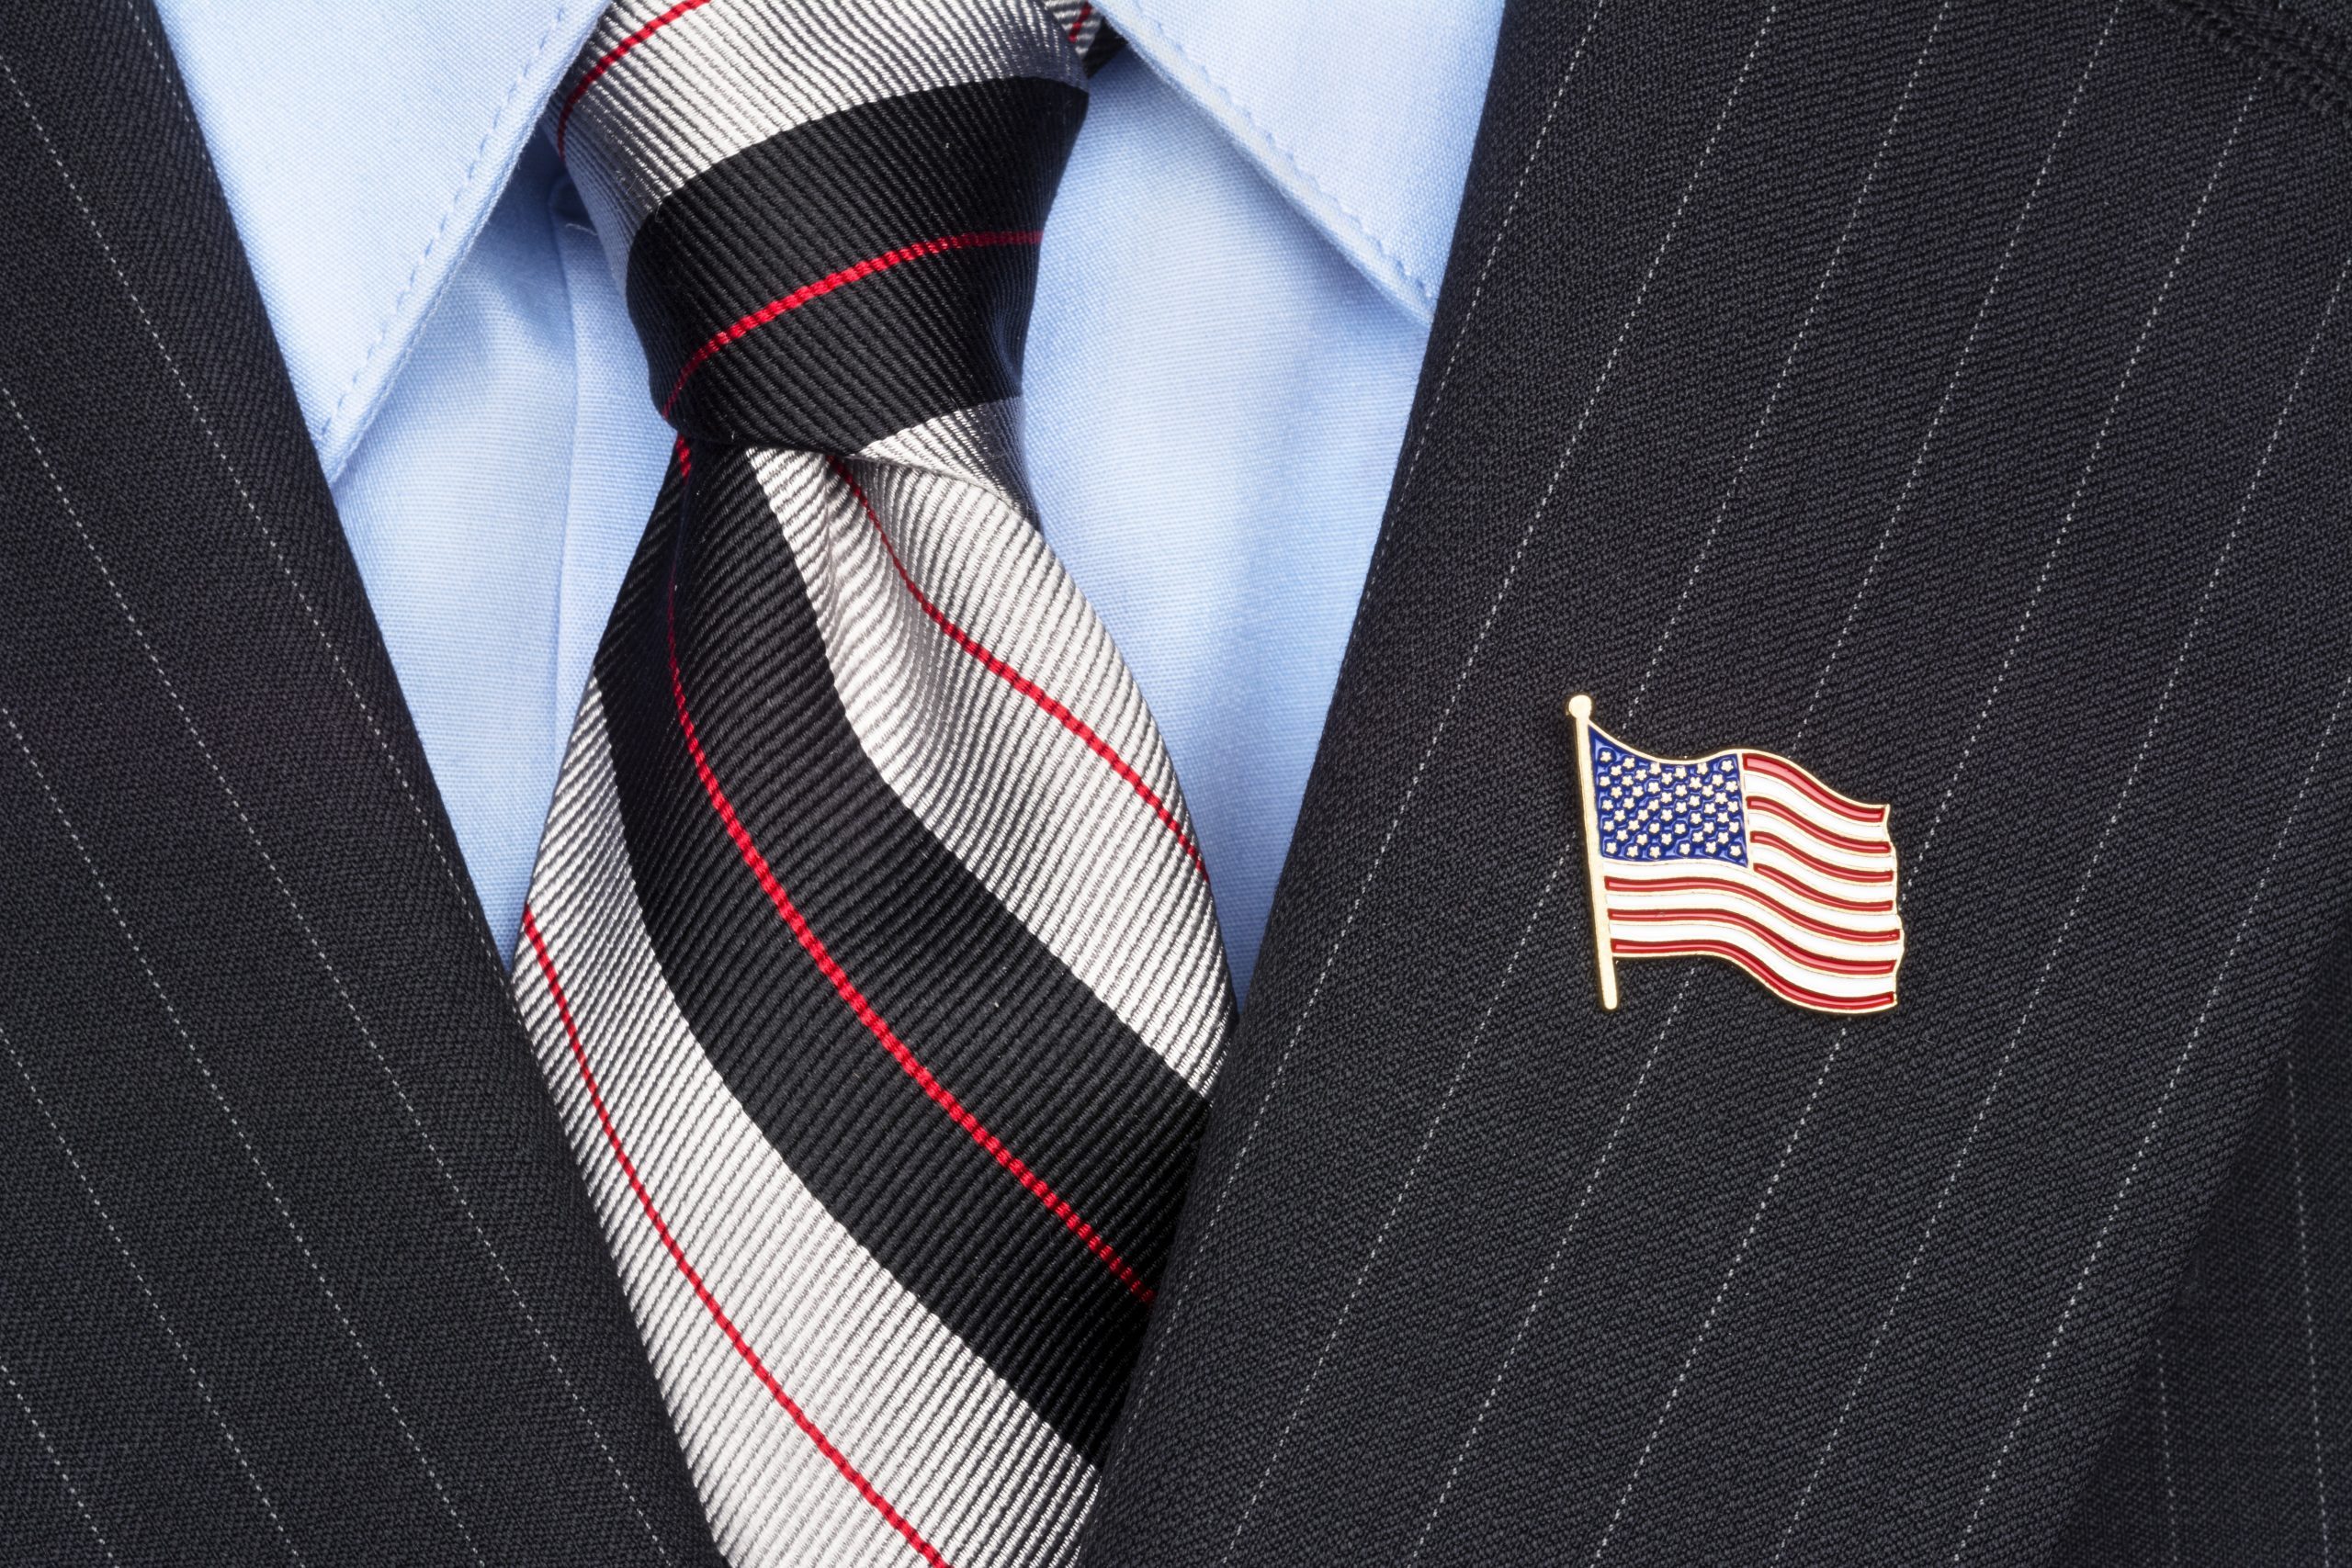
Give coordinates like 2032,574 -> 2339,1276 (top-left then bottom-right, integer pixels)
0,3 -> 722,1561
1084,2 -> 2352,1563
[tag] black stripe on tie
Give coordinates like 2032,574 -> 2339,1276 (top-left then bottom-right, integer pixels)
594,450 -> 1207,1461
1080,25 -> 1125,74
627,77 -> 1086,450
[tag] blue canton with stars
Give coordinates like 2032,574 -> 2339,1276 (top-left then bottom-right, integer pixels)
1589,731 -> 1749,865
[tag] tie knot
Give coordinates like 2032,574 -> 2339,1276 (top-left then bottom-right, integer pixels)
557,0 -> 1102,449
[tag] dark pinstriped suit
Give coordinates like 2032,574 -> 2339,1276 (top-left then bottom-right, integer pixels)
0,1 -> 2346,1564
1084,3 -> 2352,1563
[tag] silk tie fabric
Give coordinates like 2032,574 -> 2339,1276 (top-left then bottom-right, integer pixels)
510,4 -> 1231,1563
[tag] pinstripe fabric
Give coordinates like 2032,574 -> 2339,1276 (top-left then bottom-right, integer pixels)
1079,1 -> 2352,1563
0,3 -> 728,1560
514,6 -> 1231,1562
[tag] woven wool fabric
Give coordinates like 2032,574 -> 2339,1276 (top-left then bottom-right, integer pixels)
1080,1 -> 2352,1563
0,2 -> 729,1561
511,4 -> 1231,1564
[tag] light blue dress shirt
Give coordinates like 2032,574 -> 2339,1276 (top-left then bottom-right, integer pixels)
152,0 -> 1500,994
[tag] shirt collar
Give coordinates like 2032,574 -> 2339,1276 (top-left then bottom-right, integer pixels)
154,0 -> 1498,479
154,0 -> 600,481
1095,0 -> 1504,322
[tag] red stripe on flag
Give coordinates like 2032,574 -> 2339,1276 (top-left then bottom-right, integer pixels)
1609,907 -> 1899,977
1611,937 -> 1896,1012
665,586 -> 1154,1303
1746,795 -> 1892,855
1603,874 -> 1901,945
519,908 -> 952,1567
1740,751 -> 1886,824
1751,829 -> 1896,886
1754,861 -> 1895,914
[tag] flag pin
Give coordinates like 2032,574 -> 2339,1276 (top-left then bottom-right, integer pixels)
1565,694 -> 1903,1014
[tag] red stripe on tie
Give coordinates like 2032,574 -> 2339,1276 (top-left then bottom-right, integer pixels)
1745,795 -> 1890,855
826,457 -> 1207,877
662,231 -> 1046,418
1611,936 -> 1895,1012
664,587 -> 1156,1303
556,0 -> 714,159
1739,751 -> 1886,824
1603,874 -> 1900,945
519,908 -> 950,1567
1067,3 -> 1094,41
1750,829 -> 1896,886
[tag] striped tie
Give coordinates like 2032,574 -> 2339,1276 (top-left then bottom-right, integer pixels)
511,4 -> 1231,1563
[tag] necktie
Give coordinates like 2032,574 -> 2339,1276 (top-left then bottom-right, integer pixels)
511,5 -> 1231,1563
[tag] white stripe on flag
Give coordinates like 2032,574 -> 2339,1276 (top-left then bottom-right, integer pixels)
1609,918 -> 1900,1009
1602,871 -> 1900,962
1741,779 -> 1896,877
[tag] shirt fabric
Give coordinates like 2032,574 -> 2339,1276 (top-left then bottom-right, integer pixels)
150,0 -> 1502,995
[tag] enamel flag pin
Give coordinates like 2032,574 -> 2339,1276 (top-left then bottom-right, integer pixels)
1566,694 -> 1903,1014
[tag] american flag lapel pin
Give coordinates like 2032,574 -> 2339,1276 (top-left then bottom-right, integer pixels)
1565,694 -> 1904,1015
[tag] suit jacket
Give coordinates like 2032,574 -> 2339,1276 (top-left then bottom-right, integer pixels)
2,1 -> 2346,1564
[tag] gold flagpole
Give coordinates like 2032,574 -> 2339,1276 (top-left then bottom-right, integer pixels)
1566,694 -> 1619,1010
